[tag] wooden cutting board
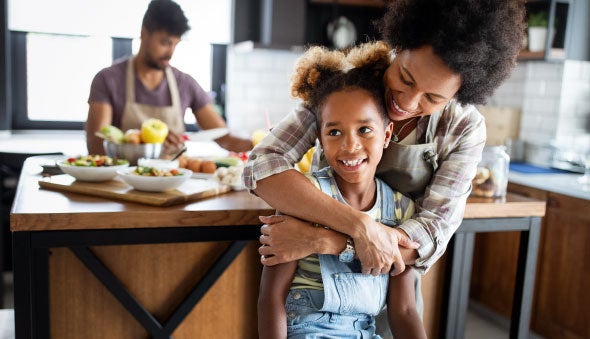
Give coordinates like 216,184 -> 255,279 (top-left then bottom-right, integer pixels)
39,174 -> 232,206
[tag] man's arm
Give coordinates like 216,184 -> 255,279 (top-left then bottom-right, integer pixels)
258,261 -> 298,339
193,104 -> 252,152
86,102 -> 114,155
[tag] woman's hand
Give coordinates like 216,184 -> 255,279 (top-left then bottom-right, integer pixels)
353,216 -> 420,276
258,215 -> 327,266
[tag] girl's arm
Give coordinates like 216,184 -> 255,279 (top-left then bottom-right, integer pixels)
258,261 -> 298,339
386,268 -> 427,339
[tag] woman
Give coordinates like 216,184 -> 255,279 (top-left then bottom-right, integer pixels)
243,0 -> 525,278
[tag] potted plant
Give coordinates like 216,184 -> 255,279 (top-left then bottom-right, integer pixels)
528,11 -> 549,52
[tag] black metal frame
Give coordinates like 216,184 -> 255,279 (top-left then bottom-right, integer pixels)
13,225 -> 261,339
440,217 -> 542,339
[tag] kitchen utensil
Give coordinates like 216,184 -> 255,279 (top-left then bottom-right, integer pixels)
327,16 -> 357,49
170,145 -> 187,161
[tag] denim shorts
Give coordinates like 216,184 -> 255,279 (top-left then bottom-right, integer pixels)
286,289 -> 381,339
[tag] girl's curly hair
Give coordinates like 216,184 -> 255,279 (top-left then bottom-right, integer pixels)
379,0 -> 526,105
291,41 -> 392,126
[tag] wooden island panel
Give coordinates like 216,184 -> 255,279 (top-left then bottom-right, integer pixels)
50,242 -> 262,339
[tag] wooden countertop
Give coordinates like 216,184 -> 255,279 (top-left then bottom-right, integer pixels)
11,156 -> 546,232
10,156 -> 275,231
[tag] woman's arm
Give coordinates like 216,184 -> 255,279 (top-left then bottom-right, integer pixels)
255,172 -> 418,275
258,261 -> 298,339
398,104 -> 486,273
245,106 -> 417,275
258,215 -> 418,268
387,268 -> 427,339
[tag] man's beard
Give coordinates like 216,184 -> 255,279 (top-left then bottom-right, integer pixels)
145,56 -> 169,70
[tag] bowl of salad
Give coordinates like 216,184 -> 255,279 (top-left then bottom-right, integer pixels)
116,166 -> 193,192
57,155 -> 129,182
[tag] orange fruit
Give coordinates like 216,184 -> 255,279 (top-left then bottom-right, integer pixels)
200,161 -> 217,173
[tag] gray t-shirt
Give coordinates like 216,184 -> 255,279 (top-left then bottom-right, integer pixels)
88,57 -> 212,127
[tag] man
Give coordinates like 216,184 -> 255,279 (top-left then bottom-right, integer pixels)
86,0 -> 252,155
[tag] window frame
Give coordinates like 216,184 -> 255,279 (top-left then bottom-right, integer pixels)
9,31 -> 134,130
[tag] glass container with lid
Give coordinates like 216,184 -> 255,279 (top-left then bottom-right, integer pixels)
471,145 -> 510,197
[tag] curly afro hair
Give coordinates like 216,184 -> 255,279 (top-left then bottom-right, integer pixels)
291,41 -> 392,128
379,0 -> 525,105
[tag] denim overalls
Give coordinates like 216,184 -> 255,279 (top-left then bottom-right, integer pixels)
286,168 -> 402,339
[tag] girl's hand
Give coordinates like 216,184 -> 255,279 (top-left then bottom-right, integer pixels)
258,215 -> 319,266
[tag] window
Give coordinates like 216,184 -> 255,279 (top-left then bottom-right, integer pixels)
6,0 -> 231,130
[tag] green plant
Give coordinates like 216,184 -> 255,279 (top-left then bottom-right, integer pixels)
528,11 -> 549,28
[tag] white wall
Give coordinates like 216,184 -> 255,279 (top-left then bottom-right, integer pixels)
225,45 -> 301,136
487,59 -> 590,145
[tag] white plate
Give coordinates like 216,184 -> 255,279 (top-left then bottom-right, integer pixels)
117,167 -> 193,192
192,172 -> 214,180
57,162 -> 129,182
230,183 -> 247,191
185,128 -> 229,142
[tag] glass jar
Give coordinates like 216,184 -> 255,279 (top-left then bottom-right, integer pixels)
471,146 -> 510,197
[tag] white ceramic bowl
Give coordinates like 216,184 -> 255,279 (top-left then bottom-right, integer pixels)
116,167 -> 193,192
57,161 -> 129,182
137,158 -> 179,170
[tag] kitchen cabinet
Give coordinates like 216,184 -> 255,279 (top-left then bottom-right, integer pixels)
231,0 -> 306,49
520,0 -> 589,61
231,0 -> 387,49
470,182 -> 590,338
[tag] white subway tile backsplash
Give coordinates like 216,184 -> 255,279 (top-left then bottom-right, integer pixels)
227,46 -> 590,141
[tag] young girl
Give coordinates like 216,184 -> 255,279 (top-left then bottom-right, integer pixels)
258,43 -> 426,339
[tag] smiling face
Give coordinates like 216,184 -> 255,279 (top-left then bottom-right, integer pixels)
140,28 -> 181,70
383,45 -> 462,121
318,89 -> 393,190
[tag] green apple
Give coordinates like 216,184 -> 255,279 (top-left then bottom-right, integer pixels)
100,125 -> 125,143
140,118 -> 169,144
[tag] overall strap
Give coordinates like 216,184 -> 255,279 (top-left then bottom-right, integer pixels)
378,178 -> 402,227
311,167 -> 337,199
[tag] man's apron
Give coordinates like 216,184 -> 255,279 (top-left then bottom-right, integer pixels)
120,56 -> 185,137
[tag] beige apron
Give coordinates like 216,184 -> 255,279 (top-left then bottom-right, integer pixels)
376,111 -> 440,199
120,56 -> 185,136
374,111 -> 443,338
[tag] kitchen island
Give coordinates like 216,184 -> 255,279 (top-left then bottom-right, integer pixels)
11,156 -> 546,339
11,155 -> 275,339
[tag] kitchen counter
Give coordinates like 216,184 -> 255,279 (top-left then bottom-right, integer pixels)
10,155 -> 546,339
509,171 -> 590,200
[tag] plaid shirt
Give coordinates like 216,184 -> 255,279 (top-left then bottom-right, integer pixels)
243,102 -> 486,273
